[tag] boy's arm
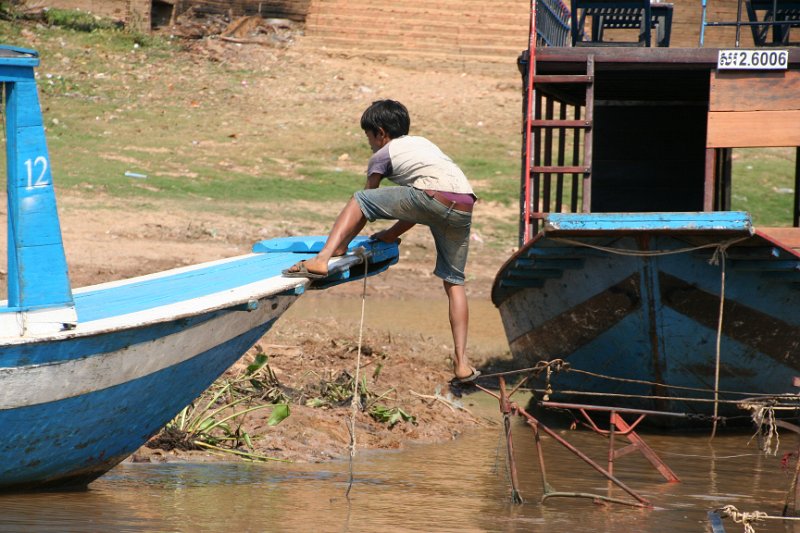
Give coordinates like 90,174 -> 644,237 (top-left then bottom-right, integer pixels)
372,220 -> 415,243
365,173 -> 383,189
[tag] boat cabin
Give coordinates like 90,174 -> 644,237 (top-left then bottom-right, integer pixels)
521,0 -> 800,247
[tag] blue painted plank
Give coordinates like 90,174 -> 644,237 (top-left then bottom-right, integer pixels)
544,211 -> 753,233
14,245 -> 72,309
9,83 -> 44,129
74,252 -> 309,322
34,237 -> 396,322
253,235 -> 329,253
0,65 -> 38,82
12,187 -> 63,246
253,235 -> 397,262
707,511 -> 726,533
4,79 -> 72,311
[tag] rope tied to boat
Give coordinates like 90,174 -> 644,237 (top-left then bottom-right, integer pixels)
346,247 -> 369,499
550,236 -> 749,258
717,505 -> 768,533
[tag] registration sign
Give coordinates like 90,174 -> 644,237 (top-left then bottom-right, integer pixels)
717,49 -> 789,70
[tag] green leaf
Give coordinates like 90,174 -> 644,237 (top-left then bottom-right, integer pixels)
197,418 -> 216,432
246,353 -> 269,376
306,398 -> 326,408
268,404 -> 290,426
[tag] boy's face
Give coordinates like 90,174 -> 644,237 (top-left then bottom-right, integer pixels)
364,128 -> 391,153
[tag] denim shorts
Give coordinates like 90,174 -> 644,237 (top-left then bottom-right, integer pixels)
354,186 -> 472,285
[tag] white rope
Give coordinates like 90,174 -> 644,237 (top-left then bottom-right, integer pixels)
718,505 -> 768,533
346,248 -> 369,499
742,402 -> 780,456
550,236 -> 749,257
716,504 -> 800,533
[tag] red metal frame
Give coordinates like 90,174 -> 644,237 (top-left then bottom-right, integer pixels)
546,401 -> 681,482
522,0 -> 538,245
479,378 -> 666,507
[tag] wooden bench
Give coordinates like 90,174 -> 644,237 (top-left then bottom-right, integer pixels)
746,0 -> 800,45
570,0 -> 674,47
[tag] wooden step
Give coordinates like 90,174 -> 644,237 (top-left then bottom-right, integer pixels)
531,119 -> 592,128
532,165 -> 591,173
534,74 -> 594,84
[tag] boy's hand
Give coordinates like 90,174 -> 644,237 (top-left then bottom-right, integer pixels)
371,221 -> 416,244
370,229 -> 400,244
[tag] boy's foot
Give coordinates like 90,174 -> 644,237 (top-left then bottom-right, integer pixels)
282,259 -> 328,279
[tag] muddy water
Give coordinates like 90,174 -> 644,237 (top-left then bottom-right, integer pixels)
4,296 -> 798,532
283,291 -> 511,358
2,393 -> 799,533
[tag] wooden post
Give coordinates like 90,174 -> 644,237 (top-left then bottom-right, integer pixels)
704,148 -> 716,211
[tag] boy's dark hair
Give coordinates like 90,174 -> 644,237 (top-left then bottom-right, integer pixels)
360,100 -> 410,139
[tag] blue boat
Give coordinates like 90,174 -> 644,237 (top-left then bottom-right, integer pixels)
492,0 -> 800,423
0,45 -> 398,490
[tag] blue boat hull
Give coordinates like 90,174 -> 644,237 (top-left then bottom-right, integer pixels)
492,221 -> 800,424
0,293 -> 297,490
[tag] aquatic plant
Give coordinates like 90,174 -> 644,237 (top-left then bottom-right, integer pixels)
149,351 -> 290,461
305,370 -> 417,428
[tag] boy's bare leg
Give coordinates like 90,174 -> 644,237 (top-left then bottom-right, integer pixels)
444,280 -> 473,379
331,219 -> 367,256
285,198 -> 366,276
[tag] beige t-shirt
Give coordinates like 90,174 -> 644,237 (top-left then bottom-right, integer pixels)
366,135 -> 475,195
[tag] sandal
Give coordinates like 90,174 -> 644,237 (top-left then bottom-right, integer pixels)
281,260 -> 327,279
451,368 -> 481,384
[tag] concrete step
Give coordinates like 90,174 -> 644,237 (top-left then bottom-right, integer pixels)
302,39 -> 525,76
305,0 -> 530,68
306,19 -> 528,45
307,29 -> 527,52
306,13 -> 527,33
305,34 -> 525,57
309,6 -> 528,25
310,0 -> 528,12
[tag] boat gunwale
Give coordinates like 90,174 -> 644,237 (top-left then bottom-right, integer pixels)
0,251 -> 372,346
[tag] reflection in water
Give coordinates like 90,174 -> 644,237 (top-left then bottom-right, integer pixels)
3,413 -> 800,532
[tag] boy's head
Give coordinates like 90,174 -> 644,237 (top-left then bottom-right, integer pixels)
360,100 -> 410,139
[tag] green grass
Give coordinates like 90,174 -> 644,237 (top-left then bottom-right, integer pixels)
730,148 -> 796,227
1,20 -> 796,232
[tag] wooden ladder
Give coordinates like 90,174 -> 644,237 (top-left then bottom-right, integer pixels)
521,55 -> 595,244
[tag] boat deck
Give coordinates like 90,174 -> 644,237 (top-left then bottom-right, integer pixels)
2,237 -> 398,342
759,227 -> 800,253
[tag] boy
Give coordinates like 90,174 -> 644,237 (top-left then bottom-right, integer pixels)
283,99 -> 479,383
